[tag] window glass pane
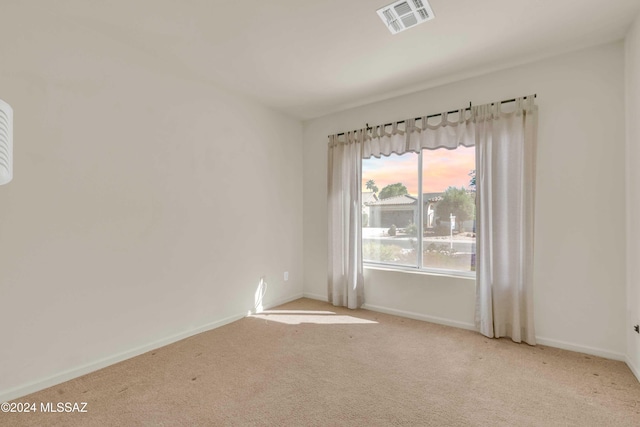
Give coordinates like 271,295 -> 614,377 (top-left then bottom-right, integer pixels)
422,146 -> 476,272
362,153 -> 419,267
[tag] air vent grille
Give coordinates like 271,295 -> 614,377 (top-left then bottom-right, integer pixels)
0,99 -> 13,185
376,0 -> 435,34
394,2 -> 412,16
400,13 -> 418,28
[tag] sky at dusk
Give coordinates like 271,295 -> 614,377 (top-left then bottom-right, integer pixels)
362,147 -> 475,195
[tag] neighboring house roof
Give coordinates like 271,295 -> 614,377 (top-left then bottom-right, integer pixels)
368,194 -> 417,206
362,191 -> 378,205
368,190 -> 476,206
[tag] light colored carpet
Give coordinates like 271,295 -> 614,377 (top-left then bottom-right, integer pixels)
3,298 -> 640,426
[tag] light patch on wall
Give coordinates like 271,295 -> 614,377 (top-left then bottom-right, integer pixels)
254,277 -> 267,313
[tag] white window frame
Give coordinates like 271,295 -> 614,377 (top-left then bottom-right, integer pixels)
362,149 -> 476,279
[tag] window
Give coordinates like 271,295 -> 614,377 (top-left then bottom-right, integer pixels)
362,146 -> 476,275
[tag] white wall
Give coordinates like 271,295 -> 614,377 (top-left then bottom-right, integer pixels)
303,42 -> 627,360
0,8 -> 303,401
626,14 -> 640,378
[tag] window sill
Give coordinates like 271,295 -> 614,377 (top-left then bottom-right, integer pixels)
363,263 -> 476,281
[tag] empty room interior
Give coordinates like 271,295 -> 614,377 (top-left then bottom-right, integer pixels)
3,0 -> 640,425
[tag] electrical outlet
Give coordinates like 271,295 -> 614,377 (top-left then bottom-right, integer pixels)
284,271 -> 289,281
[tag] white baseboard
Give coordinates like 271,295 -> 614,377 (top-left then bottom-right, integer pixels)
362,303 -> 627,362
1,292 -> 304,403
625,355 -> 640,383
362,303 -> 476,331
521,336 -> 625,361
302,292 -> 329,302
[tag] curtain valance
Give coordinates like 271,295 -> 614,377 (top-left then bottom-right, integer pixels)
329,96 -> 536,160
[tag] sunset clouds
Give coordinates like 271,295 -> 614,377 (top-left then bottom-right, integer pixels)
362,147 -> 475,195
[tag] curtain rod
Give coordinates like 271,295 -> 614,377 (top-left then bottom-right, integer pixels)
334,94 -> 537,137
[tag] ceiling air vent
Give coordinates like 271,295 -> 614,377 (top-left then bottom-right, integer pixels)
376,0 -> 435,34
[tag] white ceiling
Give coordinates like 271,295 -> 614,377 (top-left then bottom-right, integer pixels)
8,0 -> 640,119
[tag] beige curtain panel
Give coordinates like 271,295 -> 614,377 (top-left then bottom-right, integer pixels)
474,97 -> 538,345
328,131 -> 365,309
